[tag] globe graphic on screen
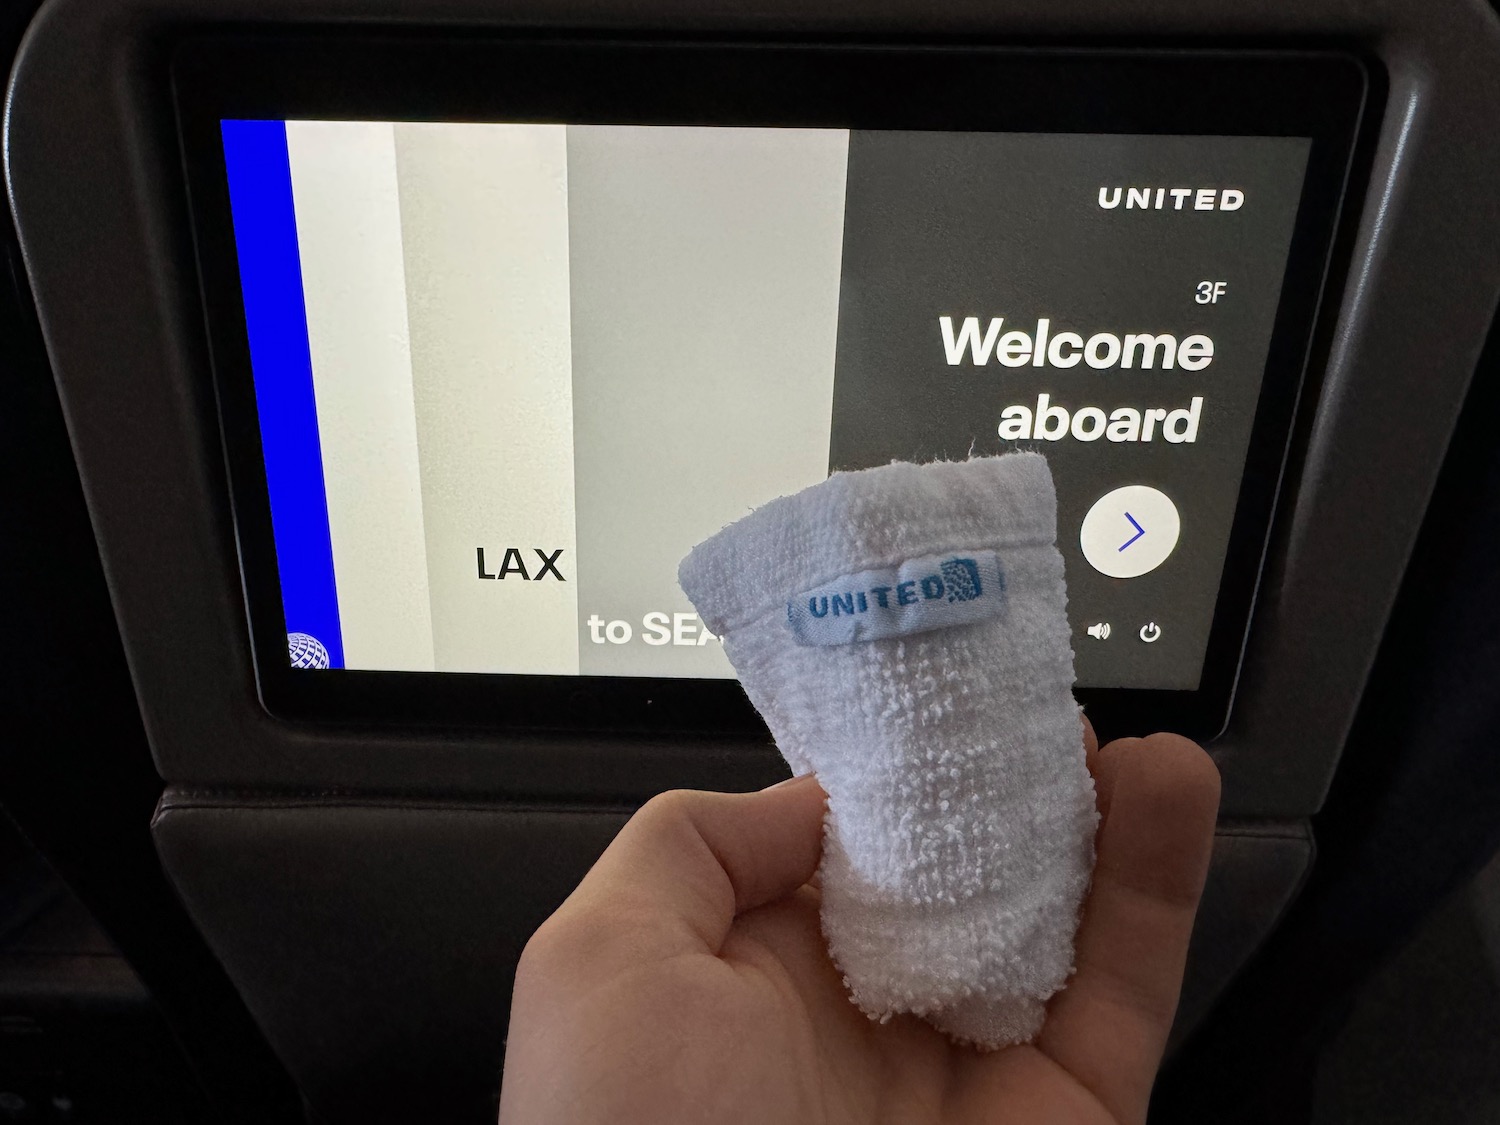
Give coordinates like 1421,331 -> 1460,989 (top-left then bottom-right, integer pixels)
287,632 -> 331,670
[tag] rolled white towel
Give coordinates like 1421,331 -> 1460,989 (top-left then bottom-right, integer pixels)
678,453 -> 1096,1048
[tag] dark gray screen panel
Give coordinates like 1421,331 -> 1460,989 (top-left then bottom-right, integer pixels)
829,131 -> 1309,689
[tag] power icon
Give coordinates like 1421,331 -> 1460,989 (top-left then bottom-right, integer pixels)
1139,622 -> 1162,643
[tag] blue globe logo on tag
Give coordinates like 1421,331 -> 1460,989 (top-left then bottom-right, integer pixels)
288,632 -> 331,669
940,558 -> 983,603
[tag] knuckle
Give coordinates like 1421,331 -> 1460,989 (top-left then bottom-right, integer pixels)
516,913 -> 569,977
631,788 -> 709,839
638,787 -> 697,820
516,905 -> 612,988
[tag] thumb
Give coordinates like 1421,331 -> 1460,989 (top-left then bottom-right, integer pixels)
548,776 -> 828,963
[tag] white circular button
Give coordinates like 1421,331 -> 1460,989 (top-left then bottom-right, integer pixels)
1080,486 -> 1180,579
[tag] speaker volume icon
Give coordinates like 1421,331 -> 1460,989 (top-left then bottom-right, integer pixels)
1086,622 -> 1112,640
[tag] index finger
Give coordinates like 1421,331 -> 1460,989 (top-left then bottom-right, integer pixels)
1037,733 -> 1220,1124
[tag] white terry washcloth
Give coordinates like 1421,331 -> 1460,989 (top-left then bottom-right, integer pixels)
678,453 -> 1096,1048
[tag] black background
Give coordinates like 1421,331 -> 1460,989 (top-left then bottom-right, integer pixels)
829,131 -> 1310,689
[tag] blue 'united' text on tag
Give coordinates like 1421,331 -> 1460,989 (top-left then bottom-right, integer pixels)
785,550 -> 1005,646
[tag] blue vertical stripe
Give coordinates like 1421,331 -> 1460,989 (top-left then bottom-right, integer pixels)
222,119 -> 345,669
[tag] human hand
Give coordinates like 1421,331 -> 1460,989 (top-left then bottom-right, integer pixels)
498,723 -> 1220,1125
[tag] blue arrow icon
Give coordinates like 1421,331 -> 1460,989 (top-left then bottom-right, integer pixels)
1119,512 -> 1145,552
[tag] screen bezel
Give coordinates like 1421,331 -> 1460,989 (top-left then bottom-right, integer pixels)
174,33 -> 1367,741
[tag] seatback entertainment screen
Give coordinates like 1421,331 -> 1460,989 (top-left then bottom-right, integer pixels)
221,118 -> 1308,691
